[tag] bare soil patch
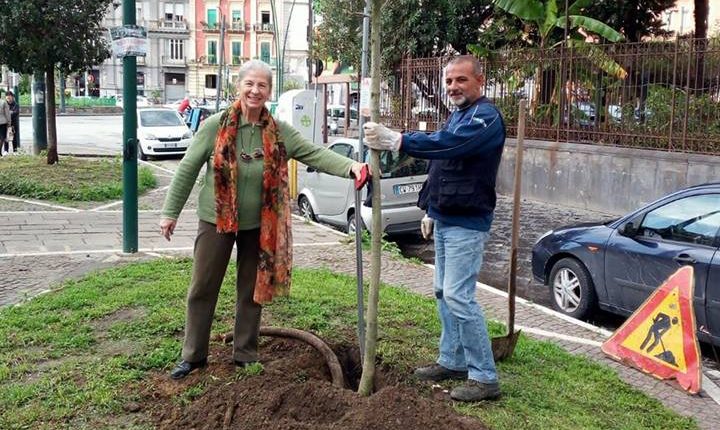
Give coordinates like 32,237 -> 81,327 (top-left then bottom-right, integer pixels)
141,337 -> 489,430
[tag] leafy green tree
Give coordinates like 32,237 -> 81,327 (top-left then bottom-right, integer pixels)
493,0 -> 624,112
0,0 -> 112,164
314,0 -> 494,115
583,0 -> 674,43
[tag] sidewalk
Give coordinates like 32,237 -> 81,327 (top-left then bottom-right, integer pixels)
2,163 -> 720,429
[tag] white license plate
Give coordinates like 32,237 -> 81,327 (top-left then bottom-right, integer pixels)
394,183 -> 423,195
165,142 -> 177,148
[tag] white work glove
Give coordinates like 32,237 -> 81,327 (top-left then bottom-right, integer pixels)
363,122 -> 402,152
421,215 -> 434,240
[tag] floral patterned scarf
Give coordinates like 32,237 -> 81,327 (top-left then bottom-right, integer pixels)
213,100 -> 292,304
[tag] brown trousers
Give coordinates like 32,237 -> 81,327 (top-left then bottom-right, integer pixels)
181,220 -> 261,363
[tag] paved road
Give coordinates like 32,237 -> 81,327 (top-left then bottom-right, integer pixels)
19,115 -> 123,155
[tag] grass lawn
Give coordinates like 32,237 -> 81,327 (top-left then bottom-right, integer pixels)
0,155 -> 156,202
0,259 -> 698,430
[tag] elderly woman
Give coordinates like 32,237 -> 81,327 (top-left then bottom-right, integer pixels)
160,60 -> 366,379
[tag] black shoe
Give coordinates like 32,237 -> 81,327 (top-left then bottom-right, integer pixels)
414,364 -> 468,381
450,380 -> 501,402
170,359 -> 208,379
234,360 -> 258,368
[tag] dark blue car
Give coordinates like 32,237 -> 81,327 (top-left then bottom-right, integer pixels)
532,183 -> 720,346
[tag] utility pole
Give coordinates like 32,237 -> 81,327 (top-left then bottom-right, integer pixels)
122,0 -> 139,253
216,15 -> 226,112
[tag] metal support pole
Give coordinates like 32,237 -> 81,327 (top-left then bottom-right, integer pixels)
270,0 -> 282,99
353,0 -> 371,359
122,0 -> 139,253
31,71 -> 47,154
216,16 -> 225,112
12,76 -> 19,151
59,72 -> 66,114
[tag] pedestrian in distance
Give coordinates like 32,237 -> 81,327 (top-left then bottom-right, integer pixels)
159,60 -> 369,380
5,91 -> 19,153
0,90 -> 12,156
363,55 -> 506,402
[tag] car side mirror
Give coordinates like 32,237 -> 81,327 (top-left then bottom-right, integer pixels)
619,221 -> 638,237
306,166 -> 316,173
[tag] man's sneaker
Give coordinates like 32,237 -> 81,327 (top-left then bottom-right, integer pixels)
414,364 -> 468,381
450,380 -> 501,402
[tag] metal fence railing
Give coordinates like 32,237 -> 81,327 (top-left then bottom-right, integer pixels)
378,38 -> 720,155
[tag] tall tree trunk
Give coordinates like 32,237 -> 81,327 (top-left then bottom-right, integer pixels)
693,0 -> 709,94
45,66 -> 58,164
357,0 -> 382,397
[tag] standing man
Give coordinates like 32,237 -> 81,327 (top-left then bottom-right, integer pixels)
6,91 -> 20,153
0,91 -> 11,156
363,55 -> 505,402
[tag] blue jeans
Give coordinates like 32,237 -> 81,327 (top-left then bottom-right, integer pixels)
434,220 -> 498,383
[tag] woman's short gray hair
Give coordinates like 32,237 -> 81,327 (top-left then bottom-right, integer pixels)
238,60 -> 273,88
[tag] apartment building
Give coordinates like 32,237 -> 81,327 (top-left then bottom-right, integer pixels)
97,0 -> 191,101
188,0 -> 310,101
92,0 -> 309,103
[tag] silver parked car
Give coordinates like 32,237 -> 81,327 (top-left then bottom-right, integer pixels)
297,138 -> 428,234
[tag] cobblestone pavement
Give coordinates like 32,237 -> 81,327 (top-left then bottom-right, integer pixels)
2,159 -> 720,429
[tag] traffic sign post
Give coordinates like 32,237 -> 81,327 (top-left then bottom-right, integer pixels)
601,266 -> 701,394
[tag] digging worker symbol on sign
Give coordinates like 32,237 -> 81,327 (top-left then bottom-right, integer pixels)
639,312 -> 679,366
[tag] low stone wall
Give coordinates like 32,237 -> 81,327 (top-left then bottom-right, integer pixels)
497,138 -> 720,215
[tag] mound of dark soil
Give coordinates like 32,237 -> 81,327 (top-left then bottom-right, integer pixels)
144,337 -> 489,430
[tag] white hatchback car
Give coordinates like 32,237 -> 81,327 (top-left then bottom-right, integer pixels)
297,138 -> 428,235
136,108 -> 193,160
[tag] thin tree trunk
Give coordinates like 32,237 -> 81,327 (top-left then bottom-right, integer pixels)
45,66 -> 58,164
357,0 -> 382,396
693,0 -> 709,94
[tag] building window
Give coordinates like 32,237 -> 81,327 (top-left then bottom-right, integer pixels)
207,40 -> 217,64
261,11 -> 270,25
260,42 -> 271,64
207,8 -> 218,29
164,2 -> 184,21
205,74 -> 218,89
232,41 -> 242,65
231,9 -> 243,28
168,39 -> 185,61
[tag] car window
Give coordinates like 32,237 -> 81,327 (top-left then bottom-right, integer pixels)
140,110 -> 184,127
364,149 -> 428,178
640,194 -> 720,246
330,143 -> 354,159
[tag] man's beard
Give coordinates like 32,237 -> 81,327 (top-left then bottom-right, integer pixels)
449,94 -> 469,108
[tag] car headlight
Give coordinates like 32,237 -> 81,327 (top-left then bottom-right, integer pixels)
536,229 -> 554,243
182,131 -> 193,139
144,133 -> 158,140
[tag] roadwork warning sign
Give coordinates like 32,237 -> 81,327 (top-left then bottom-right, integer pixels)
601,266 -> 701,394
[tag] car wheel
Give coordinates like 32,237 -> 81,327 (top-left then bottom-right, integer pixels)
298,195 -> 316,221
548,257 -> 597,319
346,212 -> 366,234
137,143 -> 148,161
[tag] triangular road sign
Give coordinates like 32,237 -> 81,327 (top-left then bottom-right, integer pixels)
601,266 -> 701,394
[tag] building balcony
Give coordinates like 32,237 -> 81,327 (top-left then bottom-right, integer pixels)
253,56 -> 277,68
162,56 -> 187,67
152,19 -> 189,33
231,56 -> 250,66
201,21 -> 220,33
253,23 -> 275,33
228,20 -> 246,33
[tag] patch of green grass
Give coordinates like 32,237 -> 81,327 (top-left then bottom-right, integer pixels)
0,259 -> 698,430
0,155 -> 157,202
